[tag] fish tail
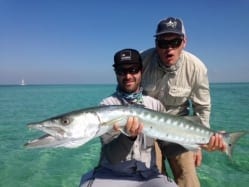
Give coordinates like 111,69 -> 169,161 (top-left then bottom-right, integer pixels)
223,131 -> 248,158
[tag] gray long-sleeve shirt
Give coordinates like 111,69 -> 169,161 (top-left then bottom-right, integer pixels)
98,94 -> 165,177
141,48 -> 211,127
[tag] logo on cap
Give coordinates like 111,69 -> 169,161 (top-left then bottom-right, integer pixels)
154,17 -> 185,37
113,48 -> 142,68
166,20 -> 177,29
120,51 -> 132,61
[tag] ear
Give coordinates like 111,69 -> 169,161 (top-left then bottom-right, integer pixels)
182,37 -> 187,48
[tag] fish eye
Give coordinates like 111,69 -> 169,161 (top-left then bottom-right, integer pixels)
60,117 -> 71,125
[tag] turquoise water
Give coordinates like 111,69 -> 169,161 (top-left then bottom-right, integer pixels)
0,83 -> 248,187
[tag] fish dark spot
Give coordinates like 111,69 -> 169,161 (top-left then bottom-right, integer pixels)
229,143 -> 232,147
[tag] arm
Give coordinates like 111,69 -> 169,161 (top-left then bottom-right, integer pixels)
101,131 -> 135,164
100,117 -> 143,164
191,64 -> 211,128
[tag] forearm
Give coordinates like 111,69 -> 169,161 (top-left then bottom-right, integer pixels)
192,71 -> 211,127
157,140 -> 187,158
193,103 -> 211,127
101,133 -> 135,164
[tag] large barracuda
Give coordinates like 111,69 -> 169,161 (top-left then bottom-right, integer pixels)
24,105 -> 247,157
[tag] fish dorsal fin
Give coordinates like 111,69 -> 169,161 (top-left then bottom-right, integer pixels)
124,103 -> 145,109
183,116 -> 202,124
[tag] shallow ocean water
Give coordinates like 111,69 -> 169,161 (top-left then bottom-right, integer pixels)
0,83 -> 248,187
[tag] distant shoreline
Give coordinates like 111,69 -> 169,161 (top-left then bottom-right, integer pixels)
0,83 -> 116,86
0,82 -> 249,86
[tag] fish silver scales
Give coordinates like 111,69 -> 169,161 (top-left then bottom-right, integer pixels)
24,105 -> 248,158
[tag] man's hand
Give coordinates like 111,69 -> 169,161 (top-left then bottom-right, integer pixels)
125,116 -> 143,137
193,149 -> 202,167
113,116 -> 143,138
201,133 -> 227,152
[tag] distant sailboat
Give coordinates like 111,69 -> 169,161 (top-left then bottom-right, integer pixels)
20,79 -> 26,86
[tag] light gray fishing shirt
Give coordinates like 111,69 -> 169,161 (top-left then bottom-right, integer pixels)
141,48 -> 211,127
98,94 -> 165,177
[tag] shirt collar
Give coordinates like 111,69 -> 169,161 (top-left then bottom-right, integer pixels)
157,53 -> 182,74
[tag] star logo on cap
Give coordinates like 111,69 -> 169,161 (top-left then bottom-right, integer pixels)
166,20 -> 177,28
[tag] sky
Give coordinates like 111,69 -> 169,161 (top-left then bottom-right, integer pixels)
1,0 -> 249,85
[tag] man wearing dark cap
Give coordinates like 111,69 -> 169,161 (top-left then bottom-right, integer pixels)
141,17 -> 213,187
79,48 -> 177,187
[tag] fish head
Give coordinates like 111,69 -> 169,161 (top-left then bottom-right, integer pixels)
25,111 -> 101,148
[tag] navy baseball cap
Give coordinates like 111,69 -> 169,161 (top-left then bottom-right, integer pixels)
154,17 -> 186,37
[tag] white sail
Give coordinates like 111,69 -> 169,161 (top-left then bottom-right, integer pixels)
20,79 -> 25,86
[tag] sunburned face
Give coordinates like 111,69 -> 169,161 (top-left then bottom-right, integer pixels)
115,65 -> 142,93
156,33 -> 186,66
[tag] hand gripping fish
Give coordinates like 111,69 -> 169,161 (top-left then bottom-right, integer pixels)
24,105 -> 247,158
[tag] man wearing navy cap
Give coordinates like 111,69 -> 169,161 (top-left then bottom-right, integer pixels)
79,48 -> 177,187
141,17 -> 224,187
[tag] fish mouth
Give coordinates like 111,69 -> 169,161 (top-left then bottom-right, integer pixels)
27,122 -> 66,138
25,122 -> 69,148
25,122 -> 94,148
24,134 -> 60,148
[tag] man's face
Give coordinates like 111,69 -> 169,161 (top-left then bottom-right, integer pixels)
115,64 -> 142,93
155,33 -> 186,66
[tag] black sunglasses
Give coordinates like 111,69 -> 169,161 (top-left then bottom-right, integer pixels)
115,66 -> 141,76
156,38 -> 183,49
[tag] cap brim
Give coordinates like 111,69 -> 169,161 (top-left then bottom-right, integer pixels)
154,31 -> 184,37
113,62 -> 142,68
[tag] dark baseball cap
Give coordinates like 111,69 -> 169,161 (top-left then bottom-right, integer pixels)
113,48 -> 142,68
154,17 -> 186,37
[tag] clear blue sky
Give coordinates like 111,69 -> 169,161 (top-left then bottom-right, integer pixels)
1,0 -> 249,84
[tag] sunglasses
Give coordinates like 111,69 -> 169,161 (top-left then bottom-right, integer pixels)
115,66 -> 141,76
156,38 -> 183,49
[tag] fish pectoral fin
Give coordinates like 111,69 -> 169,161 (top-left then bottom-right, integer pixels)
117,128 -> 130,137
104,116 -> 133,136
102,117 -> 131,137
102,116 -> 127,126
